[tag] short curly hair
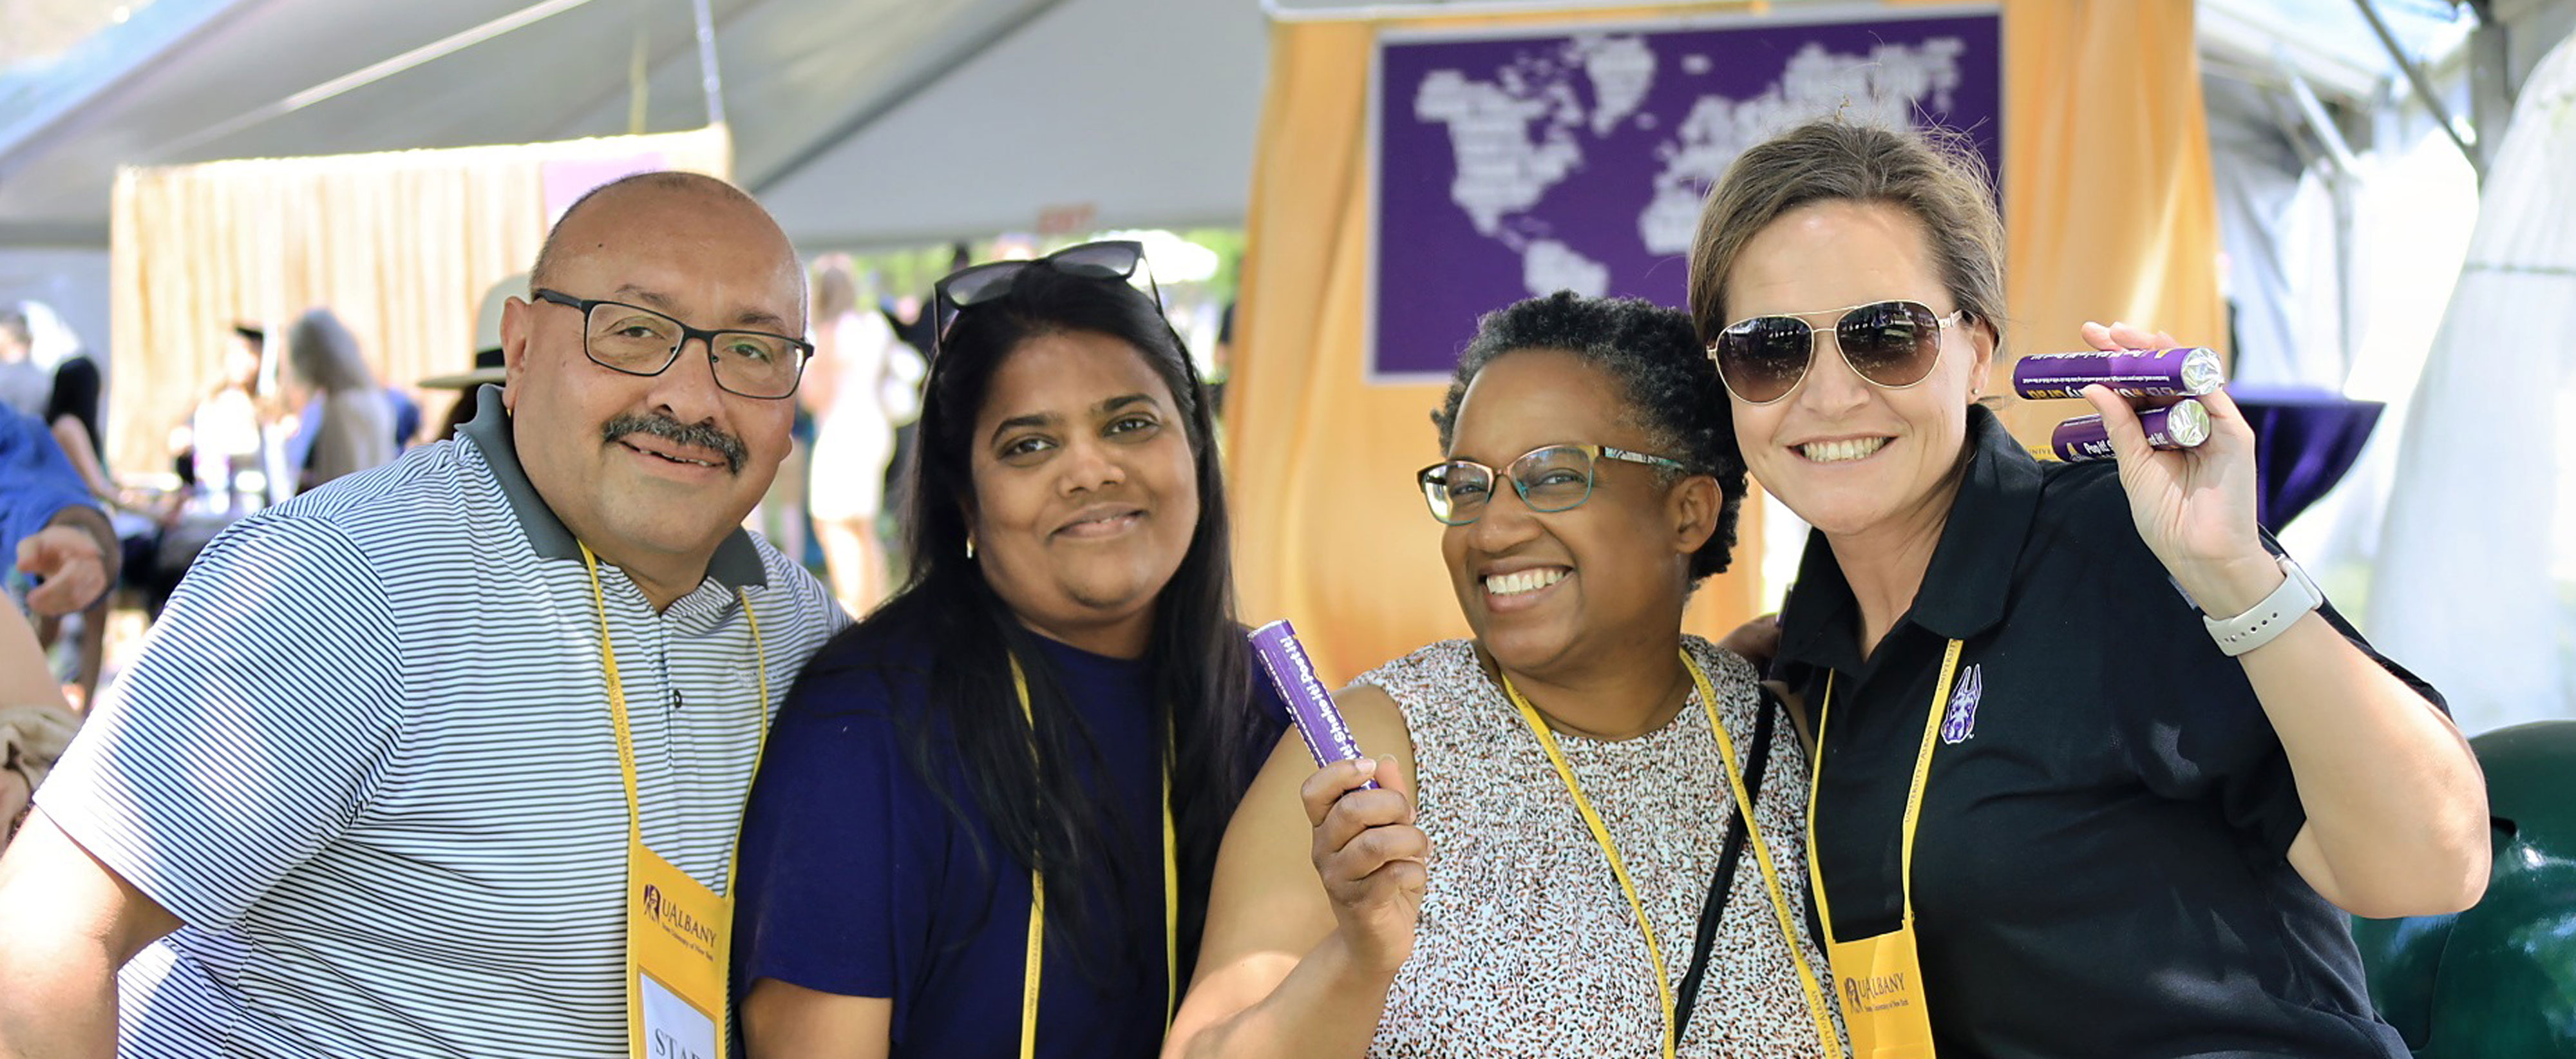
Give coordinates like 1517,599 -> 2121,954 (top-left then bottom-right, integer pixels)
1430,291 -> 1747,579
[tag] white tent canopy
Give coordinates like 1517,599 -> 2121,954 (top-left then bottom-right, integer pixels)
3,0 -> 2560,363
0,0 -> 1271,248
5,0 -> 2558,254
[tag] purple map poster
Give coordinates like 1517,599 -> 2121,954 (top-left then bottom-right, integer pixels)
1370,8 -> 2002,380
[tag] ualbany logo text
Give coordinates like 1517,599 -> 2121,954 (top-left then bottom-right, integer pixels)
1842,971 -> 1913,1013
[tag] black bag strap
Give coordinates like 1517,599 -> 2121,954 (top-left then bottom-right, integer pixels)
1670,682 -> 1779,1042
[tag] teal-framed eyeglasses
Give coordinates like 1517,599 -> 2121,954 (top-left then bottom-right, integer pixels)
1416,443 -> 1690,526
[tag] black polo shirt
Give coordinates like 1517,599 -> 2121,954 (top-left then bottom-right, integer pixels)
1777,404 -> 2438,1058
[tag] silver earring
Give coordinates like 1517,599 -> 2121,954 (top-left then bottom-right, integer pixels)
965,537 -> 976,559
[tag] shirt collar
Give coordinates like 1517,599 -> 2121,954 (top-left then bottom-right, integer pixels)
1778,402 -> 2043,668
455,384 -> 768,591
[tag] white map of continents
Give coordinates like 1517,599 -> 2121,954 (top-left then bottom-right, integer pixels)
1412,31 -> 1971,300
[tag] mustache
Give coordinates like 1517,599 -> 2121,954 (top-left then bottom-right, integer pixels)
601,412 -> 748,475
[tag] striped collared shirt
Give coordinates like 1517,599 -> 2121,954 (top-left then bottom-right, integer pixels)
39,386 -> 846,1058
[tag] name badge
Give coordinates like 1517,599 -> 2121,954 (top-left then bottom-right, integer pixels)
1808,640 -> 1971,1058
1825,921 -> 1936,1058
639,971 -> 719,1059
627,839 -> 732,1059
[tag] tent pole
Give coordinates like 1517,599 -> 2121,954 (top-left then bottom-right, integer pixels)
2282,68 -> 2362,176
2463,1 -> 2514,178
2350,0 -> 2480,181
629,26 -> 652,135
2282,67 -> 2362,380
690,0 -> 727,128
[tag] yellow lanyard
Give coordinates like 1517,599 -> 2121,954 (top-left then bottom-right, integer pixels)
1797,640 -> 1965,1059
1009,654 -> 1177,1059
1502,650 -> 1840,1059
580,544 -> 770,1059
578,542 -> 771,884
1803,638 -> 1962,949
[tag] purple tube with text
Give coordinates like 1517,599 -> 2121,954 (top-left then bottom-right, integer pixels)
1249,619 -> 1378,789
2050,398 -> 2212,463
2014,347 -> 2225,399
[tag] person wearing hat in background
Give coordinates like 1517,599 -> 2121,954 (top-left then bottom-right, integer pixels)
421,274 -> 522,441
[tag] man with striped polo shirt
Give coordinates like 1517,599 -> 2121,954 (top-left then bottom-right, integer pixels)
0,171 -> 846,1058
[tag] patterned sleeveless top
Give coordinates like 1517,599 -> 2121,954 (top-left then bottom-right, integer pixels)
1356,637 -> 1842,1058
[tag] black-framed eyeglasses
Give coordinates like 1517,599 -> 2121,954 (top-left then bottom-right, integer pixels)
929,240 -> 1165,363
1705,299 -> 1965,406
1417,443 -> 1690,526
531,288 -> 813,400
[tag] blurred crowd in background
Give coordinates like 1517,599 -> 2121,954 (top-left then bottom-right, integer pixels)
0,228 -> 1243,718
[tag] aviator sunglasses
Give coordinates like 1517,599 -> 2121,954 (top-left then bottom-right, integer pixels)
1705,299 -> 1965,405
930,240 -> 1167,361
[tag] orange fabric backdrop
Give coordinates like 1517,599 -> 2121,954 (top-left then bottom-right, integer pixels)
1992,0 -> 2228,441
107,126 -> 732,479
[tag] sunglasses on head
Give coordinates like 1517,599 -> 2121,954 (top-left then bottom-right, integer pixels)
930,240 -> 1161,361
1705,299 -> 1965,405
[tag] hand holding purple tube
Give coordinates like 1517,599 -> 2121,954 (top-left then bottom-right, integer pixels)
1249,619 -> 1378,790
2016,347 -> 2226,463
1253,620 -> 1427,981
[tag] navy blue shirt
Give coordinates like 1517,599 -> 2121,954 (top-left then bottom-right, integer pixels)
734,626 -> 1283,1058
1779,403 -> 2438,1058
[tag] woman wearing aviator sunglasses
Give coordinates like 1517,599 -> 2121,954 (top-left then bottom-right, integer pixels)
731,242 -> 1285,1058
1691,119 -> 2485,1057
1169,293 -> 1841,1059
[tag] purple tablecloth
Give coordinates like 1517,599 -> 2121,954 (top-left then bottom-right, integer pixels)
2228,386 -> 2385,531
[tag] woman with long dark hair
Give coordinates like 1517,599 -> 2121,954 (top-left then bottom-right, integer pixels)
733,242 -> 1283,1058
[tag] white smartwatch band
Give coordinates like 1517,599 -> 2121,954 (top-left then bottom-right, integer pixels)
2202,554 -> 2323,657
